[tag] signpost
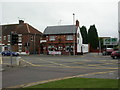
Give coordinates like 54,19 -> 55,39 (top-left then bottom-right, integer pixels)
103,38 -> 118,45
103,38 -> 118,51
10,32 -> 18,66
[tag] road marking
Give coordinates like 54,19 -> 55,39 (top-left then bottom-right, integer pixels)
3,57 -> 117,70
18,58 -> 118,69
19,58 -> 70,68
87,64 -> 98,66
2,63 -> 10,65
7,70 -> 117,88
39,59 -> 71,68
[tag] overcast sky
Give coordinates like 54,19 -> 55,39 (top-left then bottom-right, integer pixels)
0,0 -> 119,38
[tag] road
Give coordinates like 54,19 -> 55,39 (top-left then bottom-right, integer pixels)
2,53 -> 119,88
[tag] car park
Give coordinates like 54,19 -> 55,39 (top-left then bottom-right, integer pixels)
102,48 -> 114,55
1,51 -> 19,56
111,51 -> 120,59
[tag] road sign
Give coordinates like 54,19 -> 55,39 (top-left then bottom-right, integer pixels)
111,38 -> 117,45
103,38 -> 110,45
103,38 -> 118,45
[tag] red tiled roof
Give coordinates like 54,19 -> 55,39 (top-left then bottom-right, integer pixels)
1,23 -> 42,35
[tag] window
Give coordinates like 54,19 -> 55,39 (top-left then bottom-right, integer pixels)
18,45 -> 22,52
58,46 -> 63,50
49,36 -> 55,41
77,40 -> 79,44
31,36 -> 33,41
77,33 -> 80,38
18,36 -> 22,42
48,46 -> 55,51
66,35 -> 73,40
8,35 -> 10,42
4,36 -> 6,40
0,36 -> 1,42
66,46 -> 73,52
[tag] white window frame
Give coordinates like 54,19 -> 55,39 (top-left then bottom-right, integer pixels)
8,35 -> 10,42
18,45 -> 22,52
18,36 -> 22,42
4,36 -> 6,40
66,35 -> 73,40
49,36 -> 55,41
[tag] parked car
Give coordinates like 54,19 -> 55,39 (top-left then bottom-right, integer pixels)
111,51 -> 120,59
1,51 -> 19,56
102,48 -> 114,55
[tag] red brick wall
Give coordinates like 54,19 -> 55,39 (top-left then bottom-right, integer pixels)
2,34 -> 41,54
41,34 -> 78,55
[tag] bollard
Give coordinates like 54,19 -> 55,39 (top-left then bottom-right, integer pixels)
0,57 -> 2,64
0,56 -> 4,71
16,57 -> 21,66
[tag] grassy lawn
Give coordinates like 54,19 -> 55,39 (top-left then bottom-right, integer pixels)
27,78 -> 118,88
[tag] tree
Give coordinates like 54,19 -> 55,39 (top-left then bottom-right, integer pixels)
88,25 -> 99,50
80,26 -> 88,44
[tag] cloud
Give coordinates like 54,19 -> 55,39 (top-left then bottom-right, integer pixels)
1,1 -> 119,38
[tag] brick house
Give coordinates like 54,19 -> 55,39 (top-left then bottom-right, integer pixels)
41,20 -> 88,55
0,20 -> 42,54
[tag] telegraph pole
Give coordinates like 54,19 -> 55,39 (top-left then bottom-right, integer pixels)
118,2 -> 120,50
73,13 -> 75,55
10,32 -> 13,66
73,13 -> 75,25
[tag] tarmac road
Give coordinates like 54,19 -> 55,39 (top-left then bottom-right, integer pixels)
2,53 -> 119,88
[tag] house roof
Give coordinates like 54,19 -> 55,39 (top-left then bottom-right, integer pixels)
1,23 -> 42,35
44,25 -> 78,35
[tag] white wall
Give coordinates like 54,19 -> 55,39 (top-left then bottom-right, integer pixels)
77,27 -> 82,53
82,44 -> 88,53
77,27 -> 89,53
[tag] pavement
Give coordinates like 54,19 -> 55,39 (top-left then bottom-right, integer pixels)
1,53 -> 119,88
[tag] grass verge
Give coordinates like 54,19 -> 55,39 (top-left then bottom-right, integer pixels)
26,78 -> 118,88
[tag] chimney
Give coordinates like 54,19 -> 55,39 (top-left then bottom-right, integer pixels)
19,20 -> 24,24
76,20 -> 79,26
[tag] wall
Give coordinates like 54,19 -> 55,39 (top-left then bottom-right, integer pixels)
42,34 -> 77,55
77,27 -> 83,53
82,44 -> 88,53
